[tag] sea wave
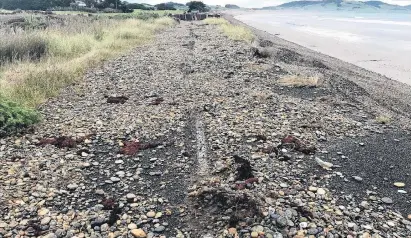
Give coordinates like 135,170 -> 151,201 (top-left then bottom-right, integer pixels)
334,18 -> 411,26
297,26 -> 363,42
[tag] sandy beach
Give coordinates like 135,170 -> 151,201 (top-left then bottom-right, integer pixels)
232,10 -> 411,84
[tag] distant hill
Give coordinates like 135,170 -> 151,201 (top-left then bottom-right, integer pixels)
362,1 -> 399,8
261,6 -> 277,10
262,0 -> 410,11
225,4 -> 240,9
277,0 -> 322,8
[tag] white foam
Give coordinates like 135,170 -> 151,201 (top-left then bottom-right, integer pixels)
297,26 -> 363,42
334,18 -> 411,26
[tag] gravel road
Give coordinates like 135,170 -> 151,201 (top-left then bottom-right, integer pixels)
1,20 -> 411,238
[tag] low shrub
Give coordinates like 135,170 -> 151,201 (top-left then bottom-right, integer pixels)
0,99 -> 40,136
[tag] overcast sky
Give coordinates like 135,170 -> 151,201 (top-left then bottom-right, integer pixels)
128,0 -> 411,7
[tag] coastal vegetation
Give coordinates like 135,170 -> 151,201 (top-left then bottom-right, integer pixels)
203,18 -> 255,43
375,115 -> 391,124
277,74 -> 320,87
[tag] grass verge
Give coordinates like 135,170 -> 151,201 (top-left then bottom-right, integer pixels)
0,15 -> 174,134
203,18 -> 254,43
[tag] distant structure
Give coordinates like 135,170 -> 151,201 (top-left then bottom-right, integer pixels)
171,12 -> 220,21
74,1 -> 87,7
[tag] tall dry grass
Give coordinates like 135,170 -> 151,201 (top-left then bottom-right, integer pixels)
203,18 -> 254,43
0,16 -> 175,107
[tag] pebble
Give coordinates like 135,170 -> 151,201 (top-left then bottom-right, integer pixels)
147,211 -> 156,218
348,222 -> 356,229
317,188 -> 326,195
126,193 -> 136,200
308,186 -> 318,192
362,232 -> 371,238
101,223 -> 109,232
228,228 -> 237,234
67,183 -> 78,190
251,231 -> 259,238
41,217 -> 51,225
360,201 -> 369,209
38,208 -> 49,216
387,221 -> 395,227
381,197 -> 393,204
131,228 -> 147,238
299,222 -> 308,229
394,182 -> 405,188
353,176 -> 363,182
155,212 -> 162,218
154,226 -> 165,232
55,229 -> 65,237
280,183 -> 288,188
110,177 -> 120,182
276,216 -> 288,227
307,228 -> 318,235
252,225 -> 264,232
128,223 -> 138,230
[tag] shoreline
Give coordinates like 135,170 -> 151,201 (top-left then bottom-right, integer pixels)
224,13 -> 411,122
227,10 -> 411,85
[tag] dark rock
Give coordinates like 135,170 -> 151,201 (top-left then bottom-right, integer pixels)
233,155 -> 254,180
106,96 -> 128,104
